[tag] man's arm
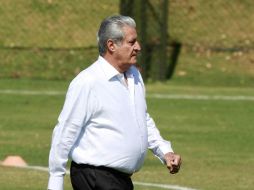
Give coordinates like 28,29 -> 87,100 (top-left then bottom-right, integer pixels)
137,68 -> 181,174
48,78 -> 94,190
146,113 -> 181,174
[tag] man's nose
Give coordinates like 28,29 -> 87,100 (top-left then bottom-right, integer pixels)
135,41 -> 141,51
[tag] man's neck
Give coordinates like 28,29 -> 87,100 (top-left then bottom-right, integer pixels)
103,54 -> 129,73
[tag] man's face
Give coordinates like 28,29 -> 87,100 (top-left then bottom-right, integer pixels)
114,26 -> 141,69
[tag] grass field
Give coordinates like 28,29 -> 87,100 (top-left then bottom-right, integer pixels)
1,1 -> 254,189
1,0 -> 254,86
0,79 -> 254,190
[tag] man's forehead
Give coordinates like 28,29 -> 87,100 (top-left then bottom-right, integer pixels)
122,26 -> 137,38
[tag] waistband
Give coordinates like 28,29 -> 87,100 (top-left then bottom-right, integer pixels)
71,161 -> 133,178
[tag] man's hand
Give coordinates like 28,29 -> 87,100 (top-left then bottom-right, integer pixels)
164,152 -> 181,174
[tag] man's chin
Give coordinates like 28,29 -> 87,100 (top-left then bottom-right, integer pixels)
130,61 -> 137,66
131,58 -> 137,65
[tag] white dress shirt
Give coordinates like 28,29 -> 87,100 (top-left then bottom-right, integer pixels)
48,56 -> 173,190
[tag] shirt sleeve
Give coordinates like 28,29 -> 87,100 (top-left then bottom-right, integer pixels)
136,68 -> 174,164
47,77 -> 94,190
146,112 -> 174,164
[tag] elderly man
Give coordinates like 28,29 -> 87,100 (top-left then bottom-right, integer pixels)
48,15 -> 181,190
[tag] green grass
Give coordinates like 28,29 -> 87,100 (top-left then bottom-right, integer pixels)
0,79 -> 254,190
1,2 -> 254,188
0,0 -> 118,80
169,0 -> 254,46
0,48 -> 98,80
2,0 -> 253,48
1,0 -> 254,86
0,0 -> 118,48
170,50 -> 254,87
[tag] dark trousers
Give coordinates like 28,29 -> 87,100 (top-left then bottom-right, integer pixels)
70,161 -> 134,190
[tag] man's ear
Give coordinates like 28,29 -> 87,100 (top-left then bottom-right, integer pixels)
106,39 -> 116,53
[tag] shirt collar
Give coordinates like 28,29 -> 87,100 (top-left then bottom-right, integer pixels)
125,68 -> 134,79
98,56 -> 121,81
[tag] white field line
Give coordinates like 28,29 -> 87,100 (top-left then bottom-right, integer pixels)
146,93 -> 254,101
1,164 -> 198,190
0,89 -> 65,96
133,181 -> 198,190
1,89 -> 254,101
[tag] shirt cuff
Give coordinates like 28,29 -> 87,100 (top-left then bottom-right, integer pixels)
156,142 -> 174,164
160,143 -> 174,155
48,175 -> 64,190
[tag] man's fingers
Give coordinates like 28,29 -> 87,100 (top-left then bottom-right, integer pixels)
169,163 -> 180,174
171,155 -> 181,167
167,162 -> 179,173
164,152 -> 182,174
169,155 -> 181,174
166,161 -> 173,171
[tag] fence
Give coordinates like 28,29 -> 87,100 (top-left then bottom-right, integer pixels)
0,0 -> 253,82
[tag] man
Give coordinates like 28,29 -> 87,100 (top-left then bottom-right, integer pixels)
48,15 -> 181,190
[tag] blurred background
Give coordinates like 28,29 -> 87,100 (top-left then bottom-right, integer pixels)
1,0 -> 253,86
1,1 -> 254,190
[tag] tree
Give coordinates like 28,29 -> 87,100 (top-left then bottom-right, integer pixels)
120,0 -> 181,81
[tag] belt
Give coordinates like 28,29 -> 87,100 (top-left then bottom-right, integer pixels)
71,161 -> 133,178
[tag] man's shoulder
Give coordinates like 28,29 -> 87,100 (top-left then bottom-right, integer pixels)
69,60 -> 101,88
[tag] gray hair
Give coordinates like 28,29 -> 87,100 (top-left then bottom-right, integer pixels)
97,15 -> 136,56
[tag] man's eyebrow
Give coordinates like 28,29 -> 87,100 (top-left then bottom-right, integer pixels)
128,36 -> 137,41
